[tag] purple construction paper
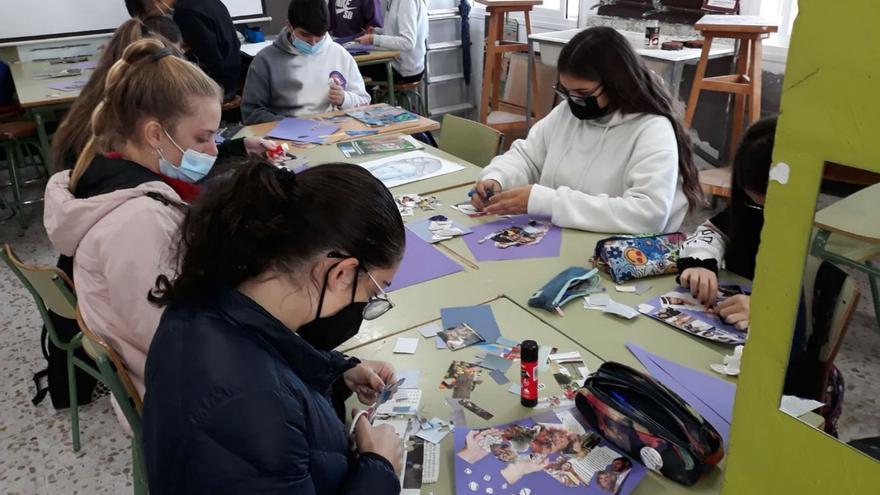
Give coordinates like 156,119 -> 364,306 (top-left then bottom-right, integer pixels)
345,43 -> 375,53
642,287 -> 748,346
627,343 -> 733,445
462,215 -> 562,262
386,229 -> 464,292
69,60 -> 98,70
47,79 -> 87,91
453,413 -> 647,495
265,118 -> 340,144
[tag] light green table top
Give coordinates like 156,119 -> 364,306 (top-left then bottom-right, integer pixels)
814,181 -> 880,244
345,297 -> 725,495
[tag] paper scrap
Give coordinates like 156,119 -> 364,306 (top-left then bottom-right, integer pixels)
479,354 -> 514,373
535,395 -> 574,410
537,345 -> 553,372
394,337 -> 419,354
415,417 -> 451,444
604,299 -> 640,319
495,337 -> 519,347
508,382 -> 546,395
615,285 -> 636,293
769,162 -> 790,184
435,336 -> 446,349
418,322 -> 442,338
397,370 -> 421,389
780,395 -> 825,418
489,369 -> 510,385
548,351 -> 581,362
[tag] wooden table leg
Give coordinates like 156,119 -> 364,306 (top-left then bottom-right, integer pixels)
684,35 -> 713,128
524,11 -> 541,119
491,13 -> 504,118
729,37 -> 751,161
748,37 -> 763,126
479,10 -> 500,123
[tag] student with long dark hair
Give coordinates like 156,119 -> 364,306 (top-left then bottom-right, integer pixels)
144,162 -> 405,493
470,27 -> 702,234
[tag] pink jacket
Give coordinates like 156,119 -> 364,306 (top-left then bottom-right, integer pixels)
43,170 -> 185,404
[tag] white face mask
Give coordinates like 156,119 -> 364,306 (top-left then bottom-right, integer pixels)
157,128 -> 217,183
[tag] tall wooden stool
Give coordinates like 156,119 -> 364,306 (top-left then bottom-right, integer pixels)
684,15 -> 778,161
476,0 -> 542,130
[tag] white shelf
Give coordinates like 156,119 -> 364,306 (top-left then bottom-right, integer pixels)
427,72 -> 465,84
429,103 -> 474,117
427,40 -> 463,51
428,9 -> 459,16
428,13 -> 461,21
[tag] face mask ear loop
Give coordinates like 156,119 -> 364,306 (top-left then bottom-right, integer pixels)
314,261 -> 340,320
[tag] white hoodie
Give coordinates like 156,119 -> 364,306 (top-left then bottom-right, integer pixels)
373,0 -> 428,77
480,103 -> 687,234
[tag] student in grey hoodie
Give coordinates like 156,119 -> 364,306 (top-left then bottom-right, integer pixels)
241,0 -> 371,124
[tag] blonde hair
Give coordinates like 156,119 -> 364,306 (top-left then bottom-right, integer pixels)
69,38 -> 221,192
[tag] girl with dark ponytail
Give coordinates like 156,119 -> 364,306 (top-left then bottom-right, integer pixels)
471,27 -> 702,234
143,162 -> 407,494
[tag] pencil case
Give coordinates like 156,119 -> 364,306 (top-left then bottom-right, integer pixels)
528,267 -> 602,315
592,233 -> 686,284
574,362 -> 724,486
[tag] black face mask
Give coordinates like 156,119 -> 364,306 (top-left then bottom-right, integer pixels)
298,262 -> 365,351
567,95 -> 608,121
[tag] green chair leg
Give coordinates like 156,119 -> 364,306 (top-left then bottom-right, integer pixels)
867,260 -> 880,325
67,348 -> 81,452
132,437 -> 148,495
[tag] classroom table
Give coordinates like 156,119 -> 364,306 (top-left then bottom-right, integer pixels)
344,293 -> 726,495
8,58 -> 95,159
236,103 -> 439,152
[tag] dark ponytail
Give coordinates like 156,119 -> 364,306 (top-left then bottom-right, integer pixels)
558,27 -> 703,212
150,159 -> 406,306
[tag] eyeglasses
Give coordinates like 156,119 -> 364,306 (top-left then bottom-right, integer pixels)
553,82 -> 603,107
363,270 -> 394,320
327,252 -> 394,321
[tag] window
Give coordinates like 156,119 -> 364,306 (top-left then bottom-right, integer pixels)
533,0 -> 579,22
742,0 -> 799,46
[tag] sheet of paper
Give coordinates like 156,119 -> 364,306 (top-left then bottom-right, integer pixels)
780,395 -> 825,418
508,382 -> 546,395
417,322 -> 442,338
462,215 -> 563,262
397,370 -> 420,389
415,417 -> 452,444
375,389 -> 422,416
393,337 -> 419,354
358,150 -> 464,189
240,40 -> 273,56
435,336 -> 446,349
479,354 -> 514,373
604,298 -> 640,319
627,343 -> 734,445
387,230 -> 463,292
495,336 -> 519,348
265,118 -> 340,144
489,369 -> 510,385
405,216 -> 471,244
538,345 -> 553,372
440,305 -> 502,344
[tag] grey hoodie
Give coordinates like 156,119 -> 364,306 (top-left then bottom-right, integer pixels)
241,28 -> 371,124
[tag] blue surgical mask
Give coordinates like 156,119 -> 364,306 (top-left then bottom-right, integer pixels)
157,129 -> 217,183
291,31 -> 324,56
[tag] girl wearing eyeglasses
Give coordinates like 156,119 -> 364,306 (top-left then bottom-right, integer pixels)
470,27 -> 702,234
143,162 -> 406,494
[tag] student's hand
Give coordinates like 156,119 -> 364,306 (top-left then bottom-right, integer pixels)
353,412 -> 403,472
355,34 -> 374,45
344,363 -> 386,405
244,137 -> 281,160
484,185 -> 533,216
680,267 -> 719,306
470,180 -> 502,211
361,359 -> 396,388
718,294 -> 751,331
329,82 -> 346,106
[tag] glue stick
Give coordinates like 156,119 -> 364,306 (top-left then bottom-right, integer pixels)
521,340 -> 538,407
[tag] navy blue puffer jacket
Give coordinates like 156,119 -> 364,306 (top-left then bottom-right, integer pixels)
143,287 -> 400,494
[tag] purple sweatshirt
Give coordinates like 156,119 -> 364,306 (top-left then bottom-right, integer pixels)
329,0 -> 384,38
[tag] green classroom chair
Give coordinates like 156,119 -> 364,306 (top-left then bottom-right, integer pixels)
77,310 -> 148,495
438,114 -> 504,168
0,121 -> 49,229
1,243 -> 101,452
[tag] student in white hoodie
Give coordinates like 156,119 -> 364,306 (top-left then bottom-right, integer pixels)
355,0 -> 428,84
471,27 -> 703,234
241,0 -> 371,124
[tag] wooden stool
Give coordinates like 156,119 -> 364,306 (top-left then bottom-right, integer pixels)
394,81 -> 426,116
699,165 -> 732,199
476,0 -> 542,130
684,15 -> 778,161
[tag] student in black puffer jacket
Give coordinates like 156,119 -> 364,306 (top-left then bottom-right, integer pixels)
144,161 -> 406,494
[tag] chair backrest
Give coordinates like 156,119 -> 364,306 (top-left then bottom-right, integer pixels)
439,114 -> 503,167
2,243 -> 77,347
76,309 -> 144,417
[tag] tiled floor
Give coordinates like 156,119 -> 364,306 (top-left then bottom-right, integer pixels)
1,195 -> 878,492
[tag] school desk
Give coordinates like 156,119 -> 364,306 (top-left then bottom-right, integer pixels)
8,58 -> 95,160
811,181 -> 880,324
344,296 -> 726,495
237,103 -> 439,152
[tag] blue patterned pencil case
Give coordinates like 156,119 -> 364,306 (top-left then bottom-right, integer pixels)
592,233 -> 686,284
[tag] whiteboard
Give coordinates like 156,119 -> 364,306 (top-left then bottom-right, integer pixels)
0,0 -> 266,44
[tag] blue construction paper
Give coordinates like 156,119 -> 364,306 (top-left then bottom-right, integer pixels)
495,337 -> 519,348
266,118 -> 340,144
397,370 -> 420,389
440,305 -> 502,343
489,369 -> 510,385
480,354 -> 513,373
406,216 -> 472,244
436,336 -> 446,349
627,343 -> 734,446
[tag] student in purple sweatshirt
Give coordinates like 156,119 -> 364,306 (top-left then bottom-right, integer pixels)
330,0 -> 384,38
